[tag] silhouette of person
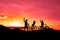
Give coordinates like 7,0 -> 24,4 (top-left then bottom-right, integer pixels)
31,20 -> 36,30
40,20 -> 44,30
24,18 -> 29,31
32,20 -> 36,27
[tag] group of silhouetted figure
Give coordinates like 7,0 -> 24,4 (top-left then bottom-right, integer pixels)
0,18 -> 56,32
23,18 -> 49,31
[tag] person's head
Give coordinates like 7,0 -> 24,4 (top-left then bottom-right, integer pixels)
42,20 -> 43,22
34,20 -> 35,22
26,19 -> 28,21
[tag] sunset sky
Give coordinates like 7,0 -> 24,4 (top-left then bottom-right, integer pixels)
0,0 -> 60,30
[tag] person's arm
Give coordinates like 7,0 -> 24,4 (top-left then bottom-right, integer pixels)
23,18 -> 25,22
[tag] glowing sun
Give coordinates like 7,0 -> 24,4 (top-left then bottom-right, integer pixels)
9,22 -> 22,27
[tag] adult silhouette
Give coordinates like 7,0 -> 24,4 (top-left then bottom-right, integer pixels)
23,18 -> 29,31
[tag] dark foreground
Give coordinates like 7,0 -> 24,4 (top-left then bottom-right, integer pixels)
0,25 -> 60,33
